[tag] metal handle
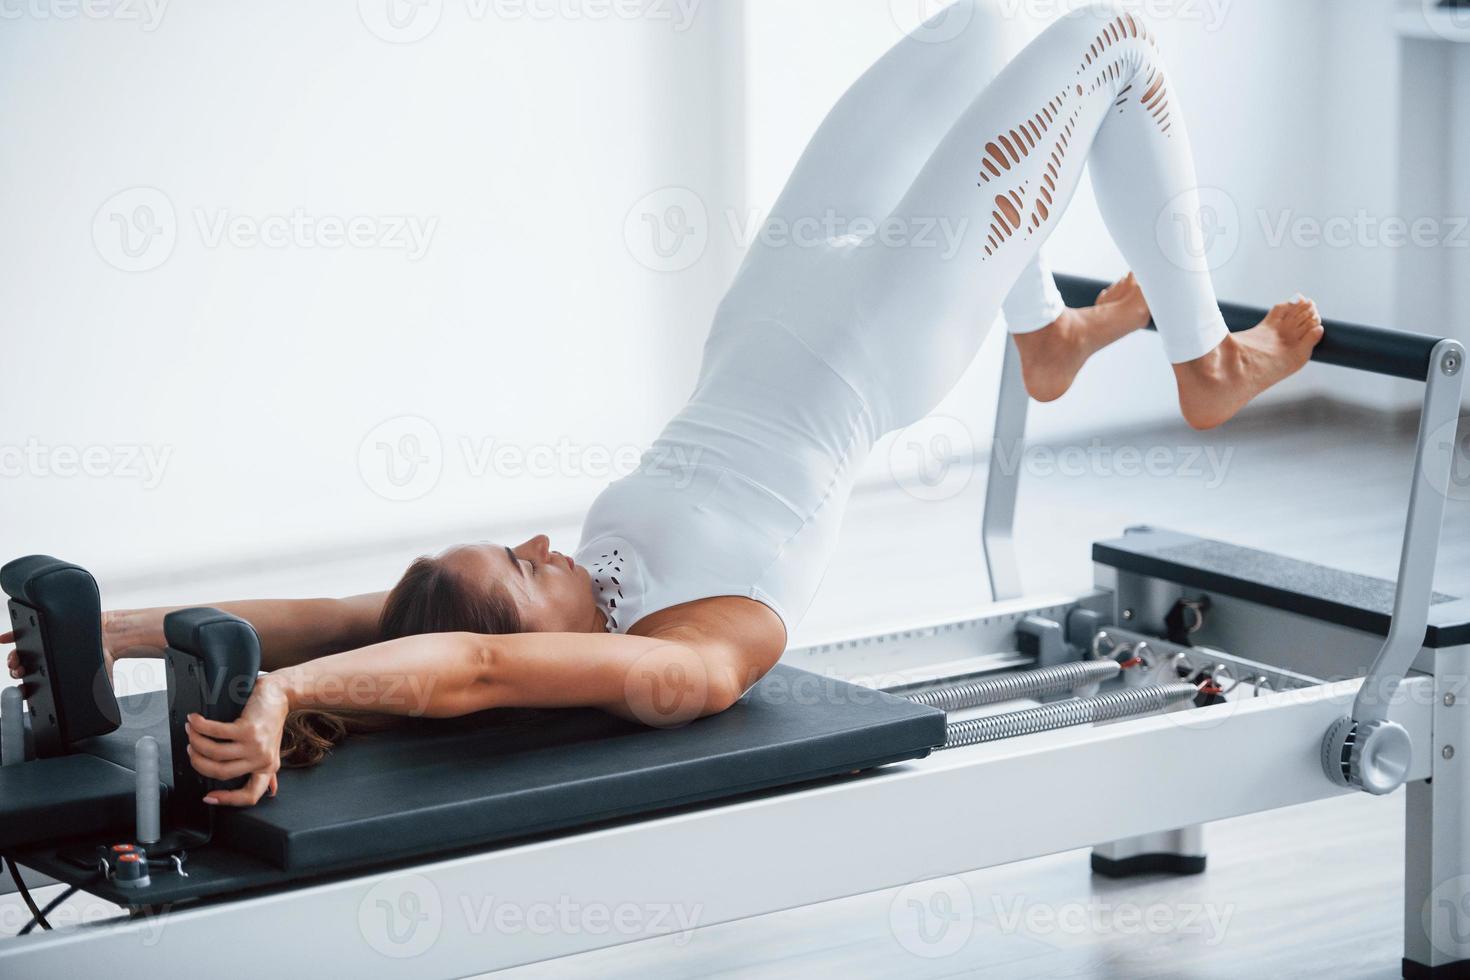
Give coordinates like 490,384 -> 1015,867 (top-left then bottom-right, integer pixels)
1053,274 -> 1452,381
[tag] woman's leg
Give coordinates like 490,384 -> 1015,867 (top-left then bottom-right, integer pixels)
748,0 -> 1134,337
857,3 -> 1322,428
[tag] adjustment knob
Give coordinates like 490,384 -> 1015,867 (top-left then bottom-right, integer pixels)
1322,716 -> 1413,795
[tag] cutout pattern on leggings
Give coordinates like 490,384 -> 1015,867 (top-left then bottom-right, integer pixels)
979,86 -> 1078,257
978,12 -> 1169,261
1081,13 -> 1171,135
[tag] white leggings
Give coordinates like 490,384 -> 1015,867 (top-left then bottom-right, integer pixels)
723,0 -> 1230,426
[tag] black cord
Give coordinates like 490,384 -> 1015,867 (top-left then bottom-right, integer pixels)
5,856 -> 50,932
18,884 -> 76,936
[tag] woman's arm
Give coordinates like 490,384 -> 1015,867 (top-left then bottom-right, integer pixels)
106,594 -> 387,669
184,627 -> 779,805
4,593 -> 387,681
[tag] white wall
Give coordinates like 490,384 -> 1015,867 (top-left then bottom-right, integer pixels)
0,1 -> 743,579
0,0 -> 1438,581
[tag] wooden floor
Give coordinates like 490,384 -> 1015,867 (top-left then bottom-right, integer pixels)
3,397 -> 1467,978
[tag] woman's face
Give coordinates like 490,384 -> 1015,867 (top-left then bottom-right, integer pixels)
439,536 -> 601,633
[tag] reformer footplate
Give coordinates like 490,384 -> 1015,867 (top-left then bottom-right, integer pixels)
1094,527 -> 1470,649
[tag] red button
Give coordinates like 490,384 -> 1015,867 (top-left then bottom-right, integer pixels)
111,844 -> 137,852
118,853 -> 141,863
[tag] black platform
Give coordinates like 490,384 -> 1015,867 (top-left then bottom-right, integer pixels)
14,664 -> 944,905
1095,527 -> 1470,648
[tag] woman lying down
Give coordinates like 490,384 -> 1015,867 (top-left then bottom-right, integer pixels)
5,2 -> 1322,806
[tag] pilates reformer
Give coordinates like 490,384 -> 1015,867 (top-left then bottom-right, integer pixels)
0,274 -> 1465,977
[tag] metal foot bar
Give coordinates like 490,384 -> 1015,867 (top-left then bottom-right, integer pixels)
943,682 -> 1198,749
903,659 -> 1121,713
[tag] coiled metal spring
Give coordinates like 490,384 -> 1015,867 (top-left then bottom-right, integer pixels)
943,682 -> 1199,749
905,659 -> 1122,713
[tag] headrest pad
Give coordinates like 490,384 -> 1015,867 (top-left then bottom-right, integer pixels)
0,555 -> 92,606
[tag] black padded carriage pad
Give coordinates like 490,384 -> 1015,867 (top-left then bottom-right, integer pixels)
1095,527 -> 1470,648
63,664 -> 941,897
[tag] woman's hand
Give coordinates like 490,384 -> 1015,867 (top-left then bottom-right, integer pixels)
6,611 -> 140,682
184,676 -> 290,807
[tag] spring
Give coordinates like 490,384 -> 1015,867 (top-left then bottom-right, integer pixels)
905,659 -> 1122,713
943,682 -> 1199,749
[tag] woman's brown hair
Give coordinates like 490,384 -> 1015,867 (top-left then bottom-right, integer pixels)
278,553 -> 523,767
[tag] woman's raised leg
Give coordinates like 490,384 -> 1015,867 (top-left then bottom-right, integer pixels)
743,0 -> 1135,338
858,2 -> 1322,428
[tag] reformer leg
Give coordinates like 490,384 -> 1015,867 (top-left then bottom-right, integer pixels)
1092,826 -> 1206,878
1403,645 -> 1470,978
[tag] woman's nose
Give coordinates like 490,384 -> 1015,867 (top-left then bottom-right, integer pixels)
530,534 -> 551,559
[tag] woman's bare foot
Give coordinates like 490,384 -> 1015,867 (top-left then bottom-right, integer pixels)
1013,273 -> 1152,402
1175,297 -> 1325,430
